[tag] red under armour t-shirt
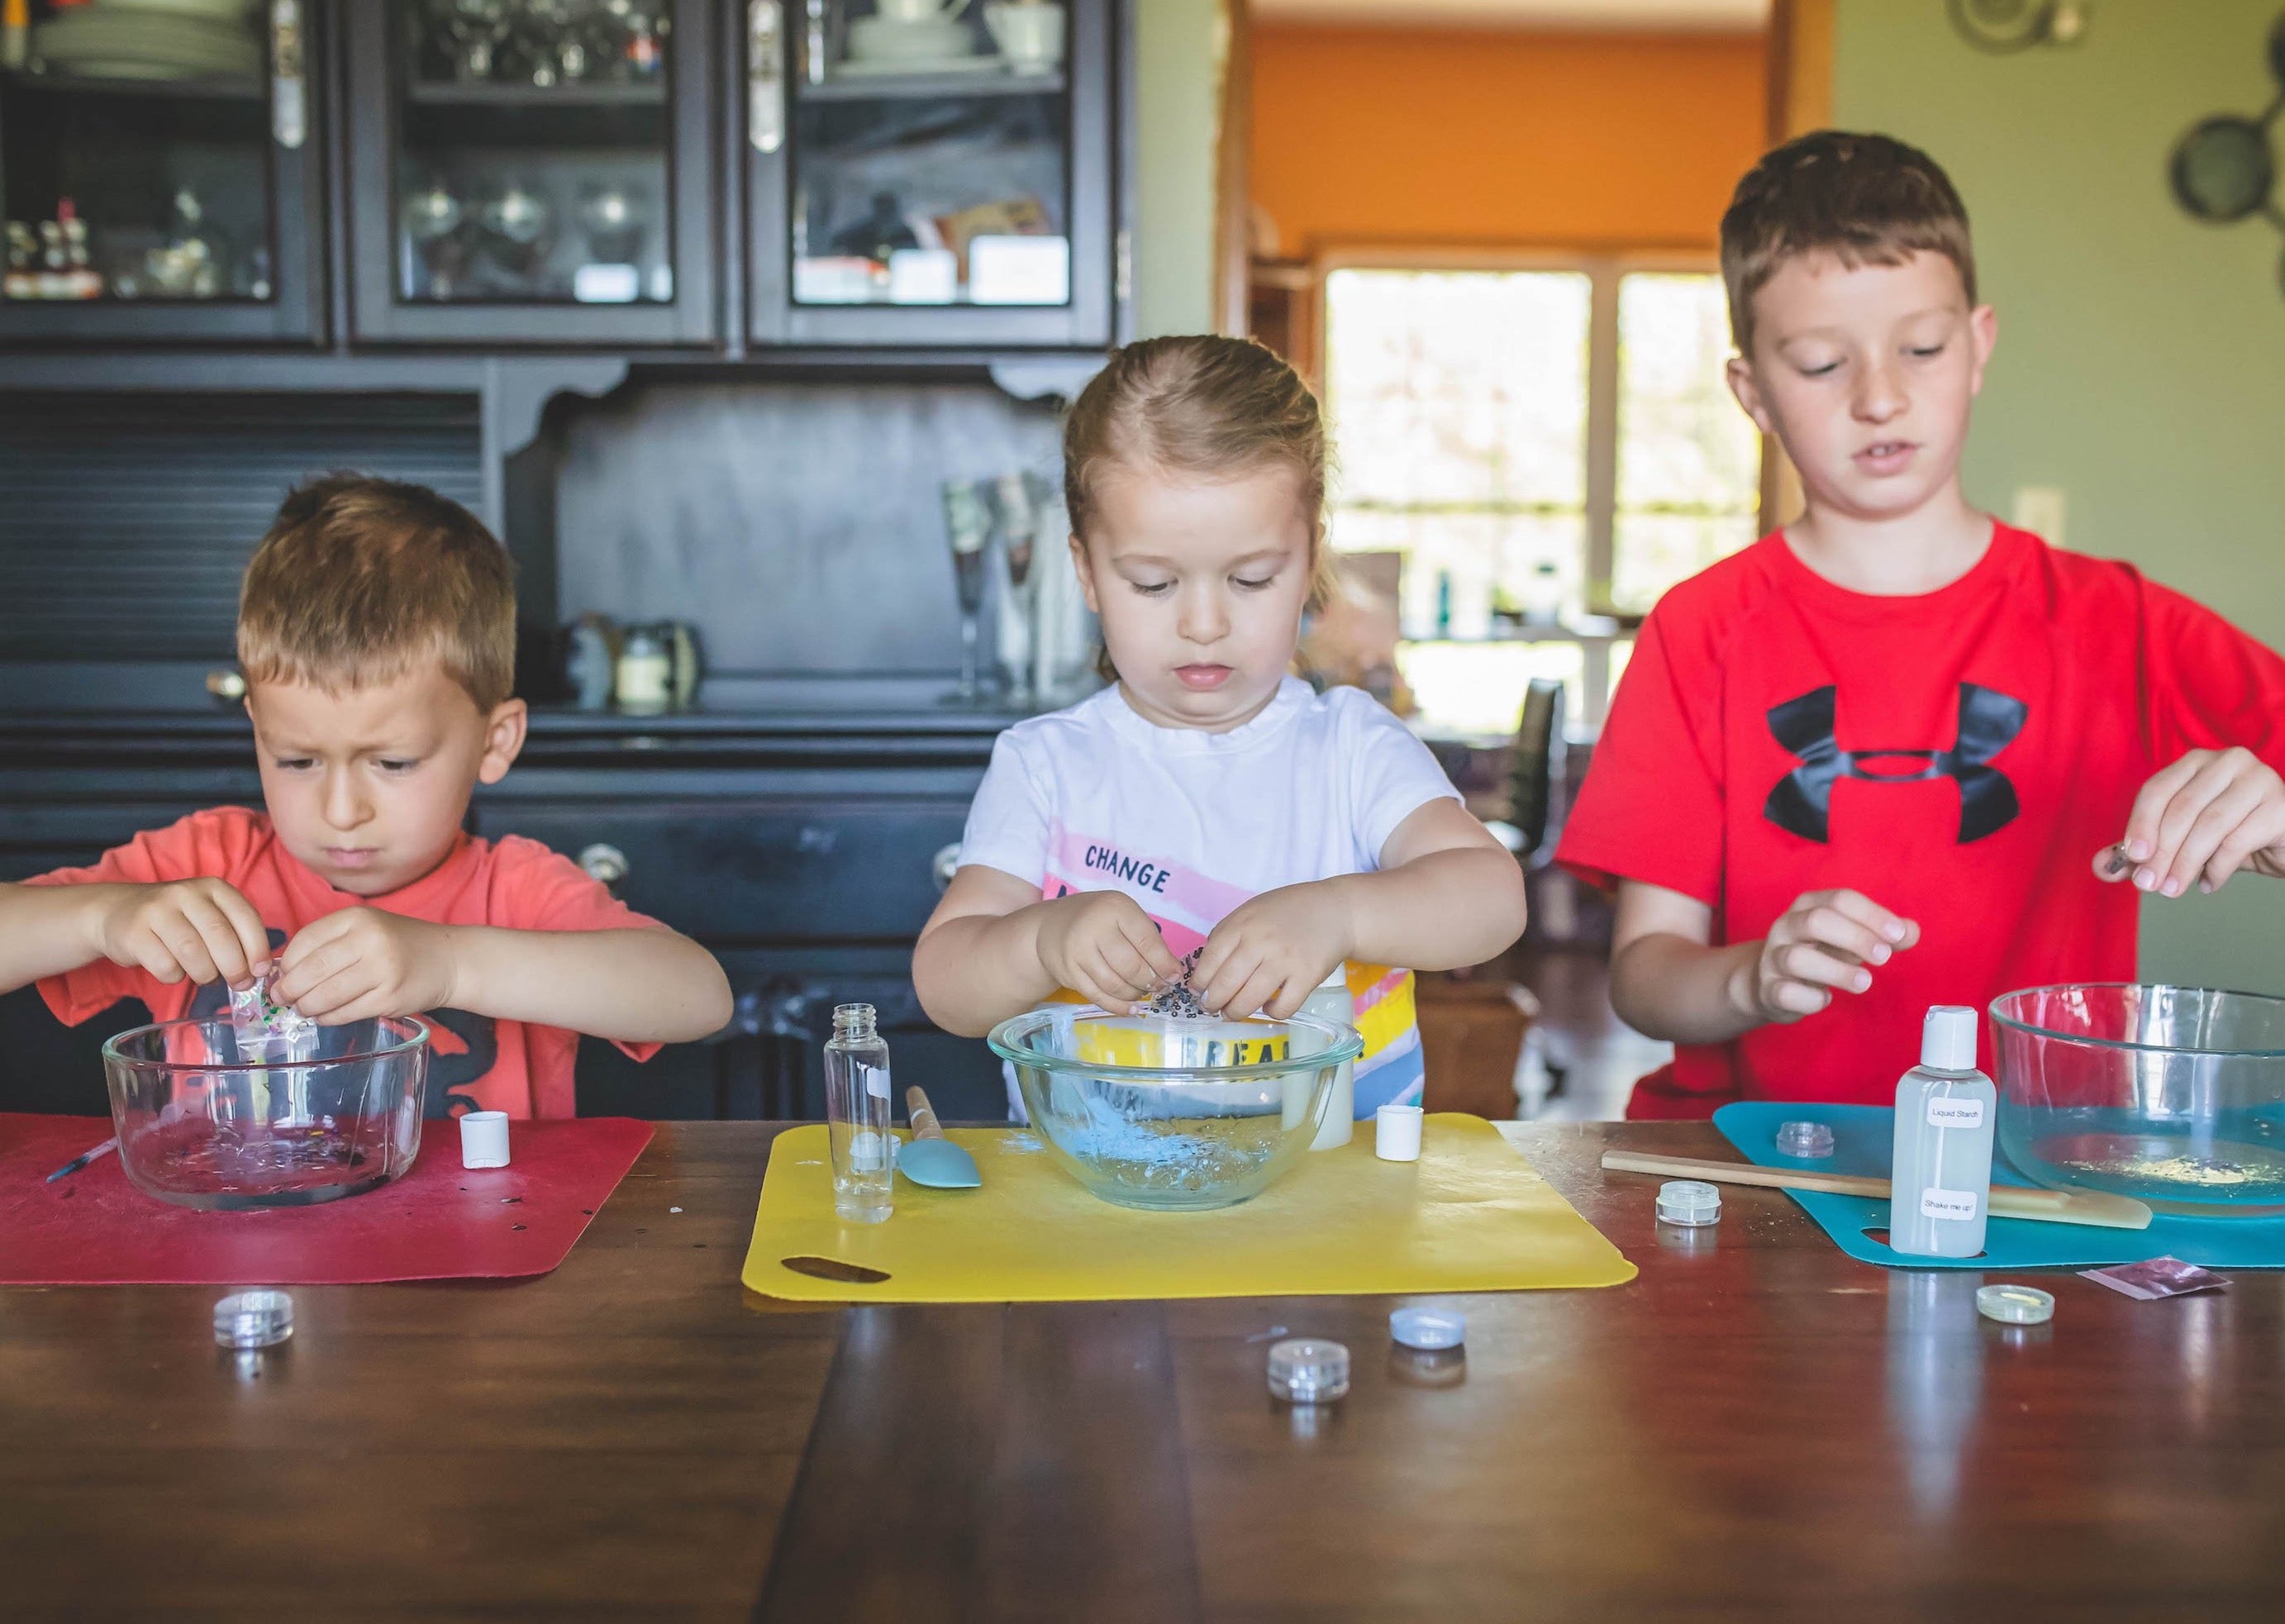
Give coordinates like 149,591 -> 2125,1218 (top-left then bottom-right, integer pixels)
30,806 -> 664,1120
1558,522 -> 2285,1115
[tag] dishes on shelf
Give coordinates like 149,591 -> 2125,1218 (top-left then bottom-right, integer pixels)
27,1 -> 261,83
833,52 -> 1009,79
847,12 -> 978,66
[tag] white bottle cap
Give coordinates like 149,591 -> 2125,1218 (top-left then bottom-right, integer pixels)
1374,1103 -> 1423,1161
459,1110 -> 511,1169
1921,1005 -> 1979,1072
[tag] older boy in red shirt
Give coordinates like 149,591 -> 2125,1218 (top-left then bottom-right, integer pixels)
0,475 -> 731,1118
1558,131 -> 2285,1117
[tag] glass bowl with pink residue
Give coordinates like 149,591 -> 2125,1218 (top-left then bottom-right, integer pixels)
102,1015 -> 431,1209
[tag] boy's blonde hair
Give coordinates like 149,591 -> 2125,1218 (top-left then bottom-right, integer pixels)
238,474 -> 516,711
1720,130 -> 1977,353
1064,335 -> 1340,614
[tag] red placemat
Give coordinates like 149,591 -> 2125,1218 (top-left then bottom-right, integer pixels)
0,1112 -> 653,1285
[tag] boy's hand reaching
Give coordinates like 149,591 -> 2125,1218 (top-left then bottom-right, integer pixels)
1035,890 -> 1184,1015
2097,747 -> 2285,897
1192,880 -> 1353,1022
273,907 -> 457,1026
98,879 -> 271,990
1735,888 -> 1919,1025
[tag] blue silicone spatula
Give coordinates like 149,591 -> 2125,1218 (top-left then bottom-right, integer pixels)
900,1085 -> 982,1189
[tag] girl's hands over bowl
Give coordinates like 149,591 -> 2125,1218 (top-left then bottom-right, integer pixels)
1035,890 -> 1183,1015
272,907 -> 456,1025
1192,881 -> 1353,1020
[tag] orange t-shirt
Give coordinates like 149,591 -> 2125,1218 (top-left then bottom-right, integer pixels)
30,806 -> 664,1120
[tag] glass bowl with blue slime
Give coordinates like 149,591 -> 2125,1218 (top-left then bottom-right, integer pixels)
988,1002 -> 1364,1211
1991,983 -> 2285,1217
102,1014 -> 431,1210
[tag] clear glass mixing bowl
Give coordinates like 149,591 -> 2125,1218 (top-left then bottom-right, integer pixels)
1990,984 -> 2285,1216
988,1004 -> 1364,1212
102,1015 -> 431,1210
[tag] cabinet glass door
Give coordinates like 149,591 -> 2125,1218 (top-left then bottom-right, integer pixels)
0,0 -> 321,342
348,0 -> 713,344
748,0 -> 1115,347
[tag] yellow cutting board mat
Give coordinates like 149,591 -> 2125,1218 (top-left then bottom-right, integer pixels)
741,1114 -> 1636,1303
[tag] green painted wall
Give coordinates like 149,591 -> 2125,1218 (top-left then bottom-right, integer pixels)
1134,0 -> 1225,336
1837,0 -> 2285,993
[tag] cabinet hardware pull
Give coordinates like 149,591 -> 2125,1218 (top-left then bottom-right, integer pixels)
750,1 -> 784,154
578,843 -> 631,890
270,0 -> 306,150
205,668 -> 248,702
931,842 -> 961,894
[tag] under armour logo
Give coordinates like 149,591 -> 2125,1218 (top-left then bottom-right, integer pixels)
1765,683 -> 2028,844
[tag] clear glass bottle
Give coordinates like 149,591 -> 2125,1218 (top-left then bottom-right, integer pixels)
1889,1005 -> 1997,1258
824,1002 -> 893,1225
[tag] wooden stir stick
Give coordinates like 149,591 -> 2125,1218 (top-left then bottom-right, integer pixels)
1599,1150 -> 2154,1231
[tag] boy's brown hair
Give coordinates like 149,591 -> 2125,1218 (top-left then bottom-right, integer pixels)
1720,130 -> 1977,353
238,473 -> 516,711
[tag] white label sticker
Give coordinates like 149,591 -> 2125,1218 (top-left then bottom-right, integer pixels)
862,1063 -> 892,1101
1920,1186 -> 1981,1222
1926,1097 -> 1987,1130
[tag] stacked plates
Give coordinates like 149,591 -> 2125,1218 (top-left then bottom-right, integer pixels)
31,0 -> 261,83
845,14 -> 983,73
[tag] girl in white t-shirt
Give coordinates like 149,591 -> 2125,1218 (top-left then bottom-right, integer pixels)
913,336 -> 1529,1115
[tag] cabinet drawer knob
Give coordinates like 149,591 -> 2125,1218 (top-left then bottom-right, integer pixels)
205,668 -> 247,702
931,842 -> 961,894
578,843 -> 630,890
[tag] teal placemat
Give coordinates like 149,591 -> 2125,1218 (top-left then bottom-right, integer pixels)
1712,1102 -> 2285,1271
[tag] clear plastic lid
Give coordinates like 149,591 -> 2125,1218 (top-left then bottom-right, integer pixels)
213,1289 -> 294,1350
1266,1337 -> 1350,1403
1775,1120 -> 1836,1159
1656,1179 -> 1722,1226
1975,1283 -> 2055,1326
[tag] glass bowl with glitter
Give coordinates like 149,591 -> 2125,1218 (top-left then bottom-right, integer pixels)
987,1003 -> 1364,1211
1990,984 -> 2285,1217
102,1015 -> 431,1210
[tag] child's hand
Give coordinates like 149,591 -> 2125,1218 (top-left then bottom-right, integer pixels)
1192,881 -> 1353,1021
98,879 -> 271,989
1739,888 -> 1919,1025
272,907 -> 456,1025
2097,747 -> 2285,896
1035,891 -> 1183,1014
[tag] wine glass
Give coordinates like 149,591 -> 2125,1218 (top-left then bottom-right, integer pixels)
942,478 -> 995,702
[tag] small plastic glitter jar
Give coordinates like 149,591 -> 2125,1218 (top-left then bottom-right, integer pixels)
1266,1338 -> 1350,1403
213,1290 -> 294,1350
1976,1283 -> 2055,1326
1775,1120 -> 1836,1159
1656,1179 -> 1721,1227
1389,1306 -> 1465,1351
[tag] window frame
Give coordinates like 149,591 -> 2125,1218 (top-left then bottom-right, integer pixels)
1311,245 -> 1759,731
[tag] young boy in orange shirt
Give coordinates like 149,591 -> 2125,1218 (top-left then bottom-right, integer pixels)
0,474 -> 731,1119
1558,131 -> 2285,1117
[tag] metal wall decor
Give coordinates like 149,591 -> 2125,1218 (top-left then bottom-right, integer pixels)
1947,0 -> 2091,54
2167,11 -> 2285,296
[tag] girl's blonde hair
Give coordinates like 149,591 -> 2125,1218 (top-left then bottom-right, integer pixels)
1063,335 -> 1340,626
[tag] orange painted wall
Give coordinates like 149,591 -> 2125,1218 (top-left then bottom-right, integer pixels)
1250,26 -> 1768,256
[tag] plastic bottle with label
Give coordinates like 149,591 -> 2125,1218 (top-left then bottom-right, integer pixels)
1888,1005 -> 1997,1258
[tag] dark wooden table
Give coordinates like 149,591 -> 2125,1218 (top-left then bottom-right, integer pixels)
5,1122 -> 2283,1622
